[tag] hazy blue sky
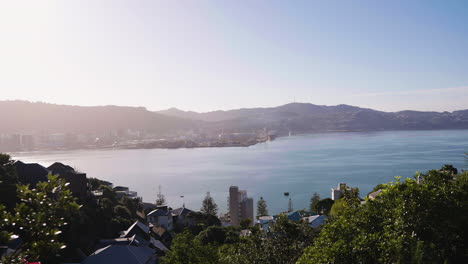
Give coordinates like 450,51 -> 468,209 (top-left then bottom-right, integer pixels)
1,0 -> 467,112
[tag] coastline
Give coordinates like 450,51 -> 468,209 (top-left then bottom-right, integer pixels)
6,128 -> 468,153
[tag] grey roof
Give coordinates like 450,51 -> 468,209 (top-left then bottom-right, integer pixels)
150,226 -> 171,238
114,186 -> 130,192
286,211 -> 301,221
14,161 -> 49,185
303,215 -> 327,228
81,245 -> 155,264
96,234 -> 149,250
120,221 -> 150,238
369,189 -> 383,200
96,236 -> 136,250
171,207 -> 193,216
48,162 -> 76,174
150,238 -> 169,252
147,208 -> 170,217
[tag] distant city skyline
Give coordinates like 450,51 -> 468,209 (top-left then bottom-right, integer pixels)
1,1 -> 468,112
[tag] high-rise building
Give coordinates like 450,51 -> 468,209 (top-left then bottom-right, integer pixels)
331,182 -> 349,200
21,135 -> 35,151
229,186 -> 254,226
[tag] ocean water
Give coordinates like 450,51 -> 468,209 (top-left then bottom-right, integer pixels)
12,130 -> 468,215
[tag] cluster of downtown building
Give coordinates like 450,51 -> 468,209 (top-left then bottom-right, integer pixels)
0,128 -> 274,152
0,129 -> 153,152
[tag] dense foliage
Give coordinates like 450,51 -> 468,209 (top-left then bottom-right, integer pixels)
63,178 -> 139,260
1,175 -> 80,264
309,192 -> 320,214
161,230 -> 220,264
314,198 -> 334,215
160,214 -> 318,264
257,196 -> 269,217
0,155 -> 140,263
298,168 -> 468,263
0,154 -> 18,210
219,214 -> 318,264
201,191 -> 218,216
156,185 -> 167,206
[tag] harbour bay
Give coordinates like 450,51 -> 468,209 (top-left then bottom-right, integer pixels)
12,129 -> 468,215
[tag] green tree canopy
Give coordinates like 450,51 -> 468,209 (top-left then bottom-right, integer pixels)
155,185 -> 166,206
0,154 -> 18,210
161,230 -> 219,264
219,214 -> 319,264
197,225 -> 240,245
309,192 -> 320,214
298,166 -> 468,264
257,196 -> 269,218
1,175 -> 80,264
201,191 -> 218,216
315,198 -> 334,215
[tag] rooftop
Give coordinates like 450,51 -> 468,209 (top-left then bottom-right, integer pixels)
81,245 -> 155,264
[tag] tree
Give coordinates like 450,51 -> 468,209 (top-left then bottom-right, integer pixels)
0,154 -> 18,211
315,198 -> 334,215
155,185 -> 166,206
161,230 -> 219,264
440,164 -> 458,175
0,204 -> 11,246
240,218 -> 251,230
201,192 -> 218,216
330,188 -> 360,216
197,226 -> 239,245
185,211 -> 221,235
219,214 -> 319,264
1,175 -> 80,264
0,154 -> 17,184
114,205 -> 132,219
298,166 -> 468,263
257,197 -> 269,218
309,192 -> 320,214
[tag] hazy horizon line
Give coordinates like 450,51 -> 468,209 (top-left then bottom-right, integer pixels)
2,99 -> 467,114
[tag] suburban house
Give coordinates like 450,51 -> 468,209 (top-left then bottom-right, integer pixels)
302,215 -> 327,228
14,161 -> 88,198
13,161 -> 49,187
151,226 -> 172,246
171,207 -> 195,227
86,220 -> 168,263
368,189 -> 383,200
256,210 -> 315,231
120,221 -> 150,241
114,185 -> 139,199
80,245 -> 157,264
149,237 -> 169,254
147,206 -> 173,231
48,162 -> 87,198
286,211 -> 302,222
256,216 -> 274,231
95,235 -> 147,250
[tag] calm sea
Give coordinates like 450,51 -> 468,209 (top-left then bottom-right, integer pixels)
12,130 -> 468,215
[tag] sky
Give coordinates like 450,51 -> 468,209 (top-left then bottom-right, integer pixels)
0,0 -> 467,112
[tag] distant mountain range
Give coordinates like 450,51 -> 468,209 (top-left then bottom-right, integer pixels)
157,103 -> 468,135
1,100 -> 468,136
0,101 -> 194,134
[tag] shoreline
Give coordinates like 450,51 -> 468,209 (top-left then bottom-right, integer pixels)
6,128 -> 468,154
